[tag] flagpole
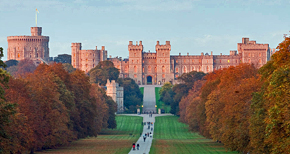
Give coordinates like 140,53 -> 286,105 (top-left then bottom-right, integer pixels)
35,9 -> 39,27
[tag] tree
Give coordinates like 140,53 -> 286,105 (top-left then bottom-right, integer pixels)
63,63 -> 76,73
4,59 -> 18,68
0,47 -> 14,153
89,60 -> 119,86
117,78 -> 143,113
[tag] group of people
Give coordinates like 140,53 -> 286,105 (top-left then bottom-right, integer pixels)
132,121 -> 154,151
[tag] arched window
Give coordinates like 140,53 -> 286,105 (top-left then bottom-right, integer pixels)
134,66 -> 137,73
183,66 -> 187,73
143,67 -> 144,72
176,67 -> 179,73
162,74 -> 165,78
259,53 -> 261,57
18,53 -> 20,58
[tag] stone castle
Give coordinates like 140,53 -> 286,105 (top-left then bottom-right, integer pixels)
107,38 -> 271,85
7,27 -> 49,63
6,26 -> 272,86
106,79 -> 124,113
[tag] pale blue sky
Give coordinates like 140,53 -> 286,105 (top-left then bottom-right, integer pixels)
0,0 -> 289,60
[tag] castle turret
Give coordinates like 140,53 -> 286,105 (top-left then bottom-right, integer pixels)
31,27 -> 42,36
71,43 -> 82,69
128,41 -> 143,84
156,41 -> 171,84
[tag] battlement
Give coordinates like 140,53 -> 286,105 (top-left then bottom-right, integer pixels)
7,36 -> 49,41
71,43 -> 82,46
230,50 -> 237,55
128,41 -> 143,51
156,41 -> 171,51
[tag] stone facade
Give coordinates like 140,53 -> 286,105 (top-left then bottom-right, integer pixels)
7,27 -> 49,62
71,43 -> 107,73
72,38 -> 270,85
106,79 -> 124,113
110,38 -> 270,85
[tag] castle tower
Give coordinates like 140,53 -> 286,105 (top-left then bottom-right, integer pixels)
128,41 -> 143,85
156,41 -> 172,84
7,27 -> 49,62
237,37 -> 270,68
106,79 -> 124,113
71,43 -> 82,69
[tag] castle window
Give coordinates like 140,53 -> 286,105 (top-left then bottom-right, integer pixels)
125,66 -> 128,73
93,64 -> 94,67
137,60 -> 139,63
259,59 -> 262,64
227,60 -> 230,63
134,66 -> 137,73
86,64 -> 88,68
36,53 -> 38,58
93,59 -> 95,62
163,53 -> 165,56
220,60 -> 221,63
207,60 -> 208,63
134,74 -> 137,78
17,53 -> 20,58
165,60 -> 167,63
148,66 -> 151,73
86,53 -> 88,57
192,66 -> 195,71
252,54 -> 254,57
162,66 -> 165,73
132,60 -> 134,63
248,59 -> 251,63
192,59 -> 194,63
199,66 -> 201,71
86,59 -> 88,62
30,53 -> 31,58
155,67 -> 157,73
206,66 -> 209,72
236,60 -> 237,63
175,74 -> 178,78
162,74 -> 165,78
184,60 -> 186,63
176,67 -> 179,73
134,53 -> 136,57
143,60 -> 144,63
143,67 -> 144,73
176,60 -> 178,63
160,60 -> 162,63
259,53 -> 261,57
73,53 -> 75,57
183,66 -> 187,73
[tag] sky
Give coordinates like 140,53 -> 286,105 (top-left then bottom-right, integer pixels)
0,0 -> 289,61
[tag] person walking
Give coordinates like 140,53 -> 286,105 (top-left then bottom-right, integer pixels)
143,134 -> 146,142
132,143 -> 135,150
137,143 -> 140,150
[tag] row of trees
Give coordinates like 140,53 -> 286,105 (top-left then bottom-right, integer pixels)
178,35 -> 290,153
0,49 -> 117,153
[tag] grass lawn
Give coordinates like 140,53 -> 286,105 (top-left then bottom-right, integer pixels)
150,116 -> 238,154
155,87 -> 171,113
139,87 -> 144,113
37,115 -> 143,154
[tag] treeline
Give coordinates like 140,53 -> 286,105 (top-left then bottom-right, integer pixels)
177,36 -> 290,153
0,48 -> 116,153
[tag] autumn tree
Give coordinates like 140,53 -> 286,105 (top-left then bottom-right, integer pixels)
250,35 -> 290,154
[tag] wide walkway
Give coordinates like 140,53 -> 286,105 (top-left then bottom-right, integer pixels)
124,114 -> 172,154
139,85 -> 161,114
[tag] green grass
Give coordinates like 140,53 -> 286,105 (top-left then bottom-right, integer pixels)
150,116 -> 238,154
37,115 -> 143,154
139,87 -> 144,113
155,87 -> 171,113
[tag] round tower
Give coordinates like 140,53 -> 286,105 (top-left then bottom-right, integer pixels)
31,27 -> 42,36
71,43 -> 82,69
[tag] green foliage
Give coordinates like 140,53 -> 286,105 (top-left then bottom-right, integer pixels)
117,78 -> 143,113
62,63 -> 76,73
89,60 -> 119,86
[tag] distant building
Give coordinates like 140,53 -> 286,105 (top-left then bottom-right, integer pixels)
71,43 -> 107,73
52,54 -> 71,64
106,79 -> 124,113
72,38 -> 271,85
7,27 -> 49,63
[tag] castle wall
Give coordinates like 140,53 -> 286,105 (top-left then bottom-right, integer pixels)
7,27 -> 49,62
71,43 -> 107,73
